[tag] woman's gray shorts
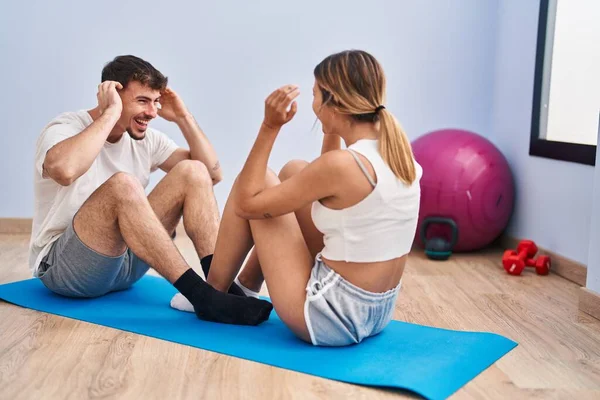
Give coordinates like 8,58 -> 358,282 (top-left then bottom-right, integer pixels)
304,253 -> 401,346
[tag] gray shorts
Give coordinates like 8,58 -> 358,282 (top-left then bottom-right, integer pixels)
304,254 -> 401,347
38,221 -> 150,298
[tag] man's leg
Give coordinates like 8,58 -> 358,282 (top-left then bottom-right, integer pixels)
145,160 -> 246,295
146,160 -> 218,259
73,172 -> 187,283
72,171 -> 272,325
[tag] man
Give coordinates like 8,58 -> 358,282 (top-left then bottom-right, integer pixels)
29,55 -> 272,325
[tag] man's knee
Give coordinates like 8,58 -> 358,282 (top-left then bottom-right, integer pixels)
105,172 -> 145,202
170,159 -> 212,186
279,159 -> 309,181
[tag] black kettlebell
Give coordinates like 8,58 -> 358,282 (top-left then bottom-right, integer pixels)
420,217 -> 459,261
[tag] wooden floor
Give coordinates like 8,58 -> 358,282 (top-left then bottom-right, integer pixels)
1,233 -> 599,400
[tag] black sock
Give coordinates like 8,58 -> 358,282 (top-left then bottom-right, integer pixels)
200,254 -> 248,297
173,268 -> 272,326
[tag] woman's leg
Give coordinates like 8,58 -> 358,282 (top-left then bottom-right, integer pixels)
206,168 -> 313,341
236,159 -> 323,291
245,189 -> 314,341
277,159 -> 324,259
169,160 -> 312,302
170,171 -> 271,312
171,161 -> 318,342
235,250 -> 263,292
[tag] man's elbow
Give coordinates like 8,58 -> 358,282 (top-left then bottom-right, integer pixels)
43,159 -> 77,186
50,167 -> 77,186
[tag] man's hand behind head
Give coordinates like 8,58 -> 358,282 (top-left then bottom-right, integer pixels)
97,81 -> 123,117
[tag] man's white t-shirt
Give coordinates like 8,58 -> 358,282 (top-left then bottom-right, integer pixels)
29,110 -> 179,276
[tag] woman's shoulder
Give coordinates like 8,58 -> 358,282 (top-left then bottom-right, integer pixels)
315,149 -> 358,170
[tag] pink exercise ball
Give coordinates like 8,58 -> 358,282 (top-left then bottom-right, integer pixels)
411,129 -> 515,252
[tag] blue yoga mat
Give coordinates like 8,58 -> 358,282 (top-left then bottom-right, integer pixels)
0,276 -> 516,399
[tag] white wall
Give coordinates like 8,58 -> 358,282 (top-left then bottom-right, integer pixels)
490,0 -> 595,265
0,0 -> 499,217
587,121 -> 600,293
544,0 -> 600,145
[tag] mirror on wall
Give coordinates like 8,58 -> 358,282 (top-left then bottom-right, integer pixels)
530,0 -> 600,165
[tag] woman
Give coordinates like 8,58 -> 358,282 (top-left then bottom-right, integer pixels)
173,50 -> 422,346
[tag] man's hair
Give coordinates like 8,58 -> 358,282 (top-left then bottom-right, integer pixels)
101,55 -> 168,91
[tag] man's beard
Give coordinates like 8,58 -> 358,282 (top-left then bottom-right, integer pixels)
126,128 -> 145,141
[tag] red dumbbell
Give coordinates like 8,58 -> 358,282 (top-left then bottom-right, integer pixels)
502,240 -> 551,275
529,255 -> 551,275
502,240 -> 538,275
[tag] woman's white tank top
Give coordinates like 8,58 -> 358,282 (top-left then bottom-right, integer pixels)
311,139 -> 422,262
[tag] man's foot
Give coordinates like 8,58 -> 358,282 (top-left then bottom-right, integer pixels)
174,268 -> 272,325
170,276 -> 260,312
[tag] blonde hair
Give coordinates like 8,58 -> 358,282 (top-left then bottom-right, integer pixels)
314,50 -> 417,185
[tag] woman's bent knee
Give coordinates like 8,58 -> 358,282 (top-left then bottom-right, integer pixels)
279,159 -> 309,180
266,167 -> 280,187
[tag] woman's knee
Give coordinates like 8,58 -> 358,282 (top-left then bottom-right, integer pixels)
279,159 -> 309,181
265,167 -> 280,188
234,168 -> 280,191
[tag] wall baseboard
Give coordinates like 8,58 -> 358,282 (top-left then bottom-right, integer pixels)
579,288 -> 600,321
0,218 -> 32,234
498,235 -> 587,286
